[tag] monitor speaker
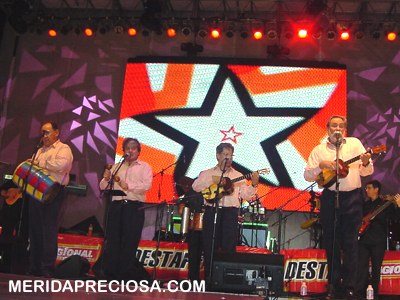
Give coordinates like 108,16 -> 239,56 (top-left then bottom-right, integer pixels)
210,252 -> 284,296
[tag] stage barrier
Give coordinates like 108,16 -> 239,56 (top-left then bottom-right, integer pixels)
56,234 -> 400,295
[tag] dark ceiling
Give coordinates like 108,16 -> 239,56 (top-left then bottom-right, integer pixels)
1,1 -> 400,35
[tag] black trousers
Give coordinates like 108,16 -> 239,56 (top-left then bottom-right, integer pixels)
28,187 -> 65,276
202,206 -> 238,280
319,188 -> 363,291
102,200 -> 144,280
187,230 -> 203,281
356,241 -> 385,296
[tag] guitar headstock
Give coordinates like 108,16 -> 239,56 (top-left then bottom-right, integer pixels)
257,168 -> 270,175
370,144 -> 386,155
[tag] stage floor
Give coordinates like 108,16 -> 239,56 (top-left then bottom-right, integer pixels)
1,273 -> 399,300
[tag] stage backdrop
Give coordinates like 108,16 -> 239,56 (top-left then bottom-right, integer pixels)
0,24 -> 398,232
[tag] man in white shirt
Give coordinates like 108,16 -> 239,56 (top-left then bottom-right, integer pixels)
29,121 -> 73,277
304,115 -> 373,299
192,143 -> 259,281
99,138 -> 152,281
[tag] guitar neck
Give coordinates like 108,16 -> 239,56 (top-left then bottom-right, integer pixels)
343,149 -> 372,166
231,172 -> 255,183
365,199 -> 394,221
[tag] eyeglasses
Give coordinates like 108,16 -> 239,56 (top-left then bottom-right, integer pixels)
42,130 -> 52,136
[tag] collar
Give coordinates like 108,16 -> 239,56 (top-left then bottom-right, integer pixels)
43,139 -> 60,150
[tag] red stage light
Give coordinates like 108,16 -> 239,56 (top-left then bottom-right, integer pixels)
211,29 -> 220,39
298,29 -> 308,39
48,29 -> 57,37
166,28 -> 176,38
127,28 -> 137,36
84,27 -> 94,37
253,30 -> 263,40
340,31 -> 350,40
386,31 -> 397,41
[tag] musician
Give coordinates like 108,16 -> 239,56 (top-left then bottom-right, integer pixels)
29,121 -> 73,277
356,180 -> 400,299
176,176 -> 204,282
304,115 -> 373,299
192,143 -> 259,281
99,138 -> 152,281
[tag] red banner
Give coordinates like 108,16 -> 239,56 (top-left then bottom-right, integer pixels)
56,234 -> 399,295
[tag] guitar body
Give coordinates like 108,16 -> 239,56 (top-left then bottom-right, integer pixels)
315,145 -> 386,188
358,217 -> 371,237
316,160 -> 349,188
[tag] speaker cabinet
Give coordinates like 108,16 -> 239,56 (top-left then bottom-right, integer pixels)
210,252 -> 284,296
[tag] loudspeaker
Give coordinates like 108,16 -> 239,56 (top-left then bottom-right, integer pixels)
55,255 -> 90,279
210,252 -> 284,296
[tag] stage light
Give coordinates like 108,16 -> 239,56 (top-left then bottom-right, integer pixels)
211,28 -> 221,39
253,30 -> 263,40
298,29 -> 308,39
355,30 -> 364,39
166,27 -> 176,37
284,30 -> 293,39
240,30 -> 249,39
267,30 -> 278,40
326,30 -> 336,40
386,31 -> 397,41
127,27 -> 137,36
181,26 -> 192,36
48,28 -> 57,37
114,25 -> 124,34
339,31 -> 350,40
371,30 -> 380,40
312,28 -> 322,39
197,28 -> 207,38
84,27 -> 94,37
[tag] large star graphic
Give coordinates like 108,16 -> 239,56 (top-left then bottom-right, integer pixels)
130,65 -> 321,188
220,126 -> 243,143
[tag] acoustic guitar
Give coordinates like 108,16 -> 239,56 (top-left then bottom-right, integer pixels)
201,168 -> 270,202
358,194 -> 399,238
315,144 -> 386,188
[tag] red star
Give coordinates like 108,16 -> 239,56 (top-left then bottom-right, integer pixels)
220,126 -> 243,144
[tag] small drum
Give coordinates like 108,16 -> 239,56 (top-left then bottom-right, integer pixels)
12,161 -> 60,203
190,212 -> 204,231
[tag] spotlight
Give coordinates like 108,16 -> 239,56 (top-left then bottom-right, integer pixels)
47,28 -> 57,37
197,29 -> 207,38
355,30 -> 364,39
253,30 -> 263,40
166,27 -> 176,37
326,30 -> 336,40
84,27 -> 94,37
386,31 -> 397,41
298,29 -> 308,38
114,25 -> 125,34
127,27 -> 138,36
240,30 -> 249,39
60,24 -> 72,35
284,31 -> 293,39
339,31 -> 350,40
211,28 -> 221,39
267,30 -> 278,40
182,26 -> 192,36
225,30 -> 234,38
371,30 -> 380,40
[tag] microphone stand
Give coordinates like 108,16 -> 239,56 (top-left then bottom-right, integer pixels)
207,158 -> 228,285
151,160 -> 178,282
97,155 -> 127,278
328,138 -> 342,291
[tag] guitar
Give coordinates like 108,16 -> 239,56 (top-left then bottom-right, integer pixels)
2,188 -> 22,205
358,194 -> 399,238
201,168 -> 270,202
315,144 -> 386,188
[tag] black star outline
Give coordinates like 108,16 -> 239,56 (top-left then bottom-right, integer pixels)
133,65 -> 320,188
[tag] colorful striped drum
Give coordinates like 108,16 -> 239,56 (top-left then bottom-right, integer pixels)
12,161 -> 60,203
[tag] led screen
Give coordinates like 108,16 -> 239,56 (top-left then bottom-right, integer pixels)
117,57 -> 346,212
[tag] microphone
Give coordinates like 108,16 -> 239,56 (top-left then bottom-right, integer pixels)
123,153 -> 130,159
333,130 -> 343,144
